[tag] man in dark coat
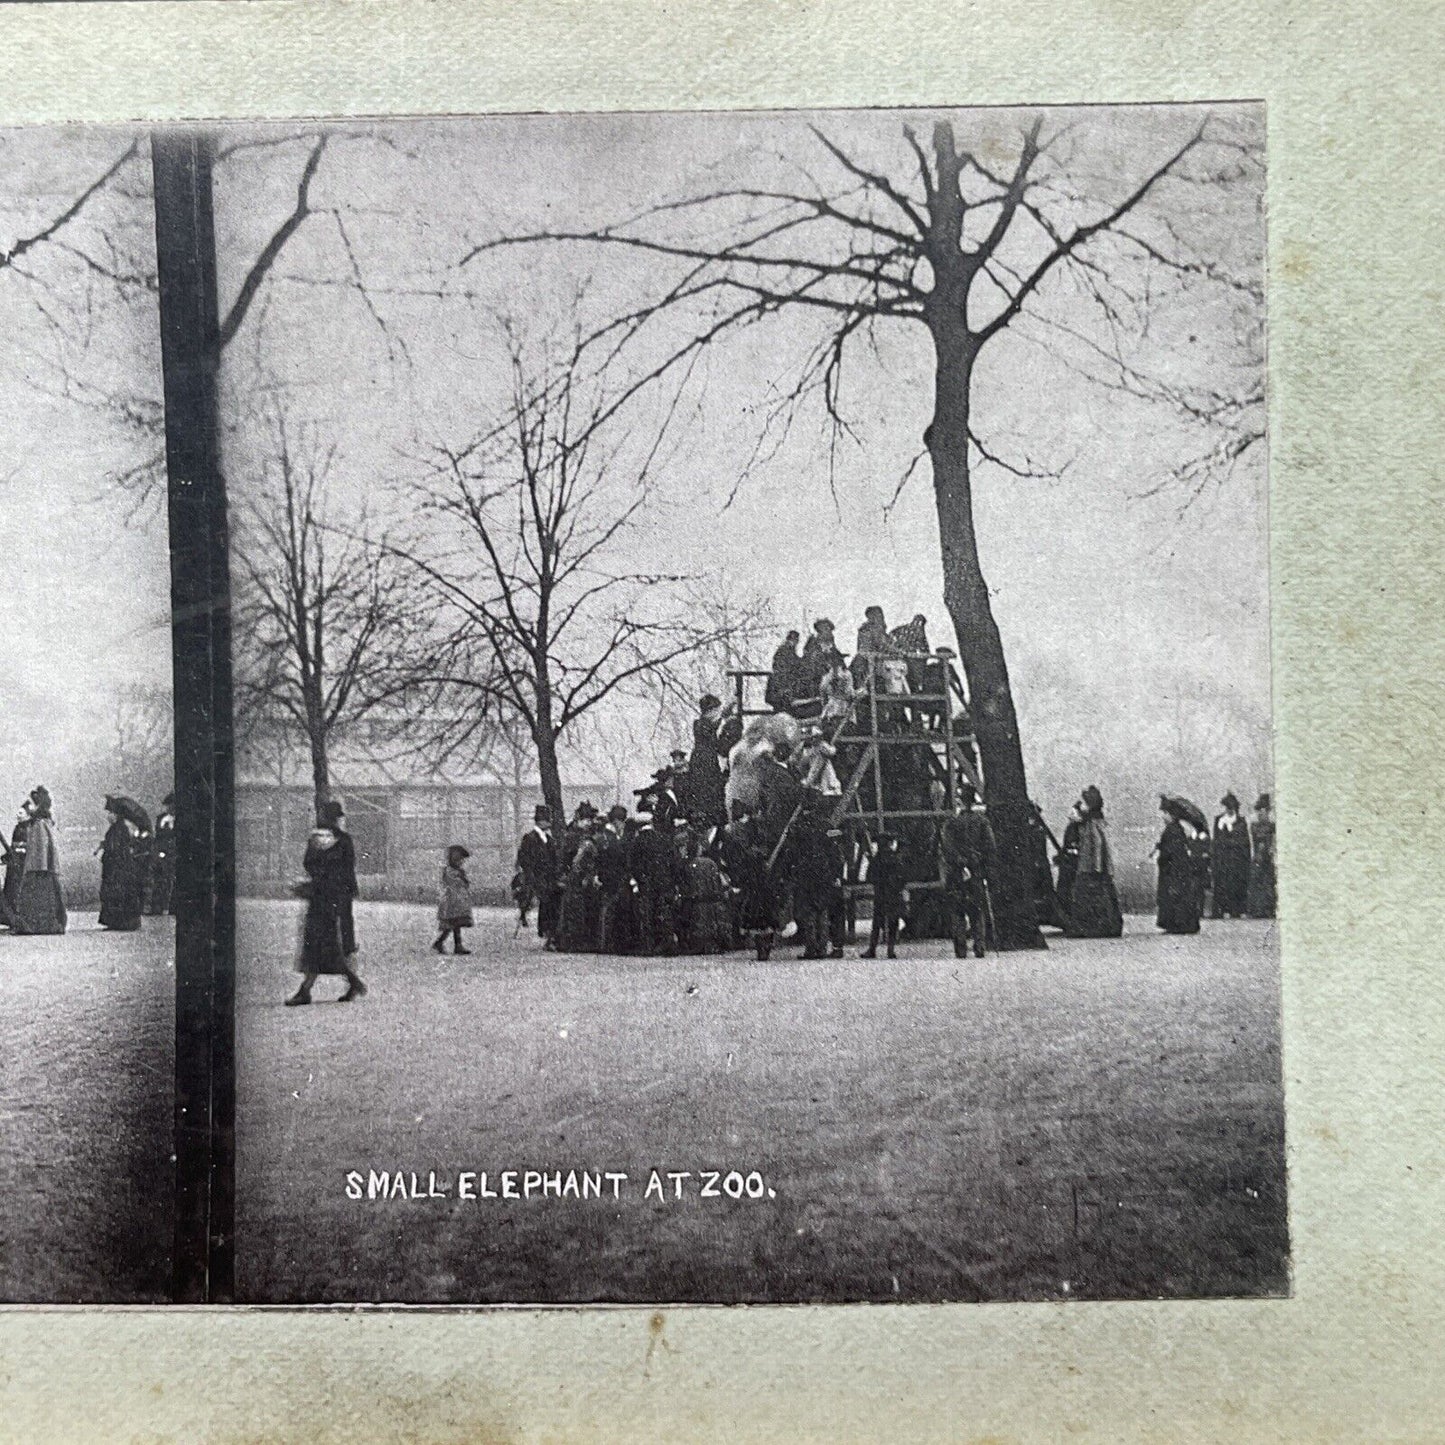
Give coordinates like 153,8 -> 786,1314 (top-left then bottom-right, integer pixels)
629,815 -> 684,955
1211,792 -> 1251,919
942,788 -> 997,958
861,831 -> 905,959
754,745 -> 804,851
765,631 -> 805,714
787,808 -> 844,960
516,805 -> 562,945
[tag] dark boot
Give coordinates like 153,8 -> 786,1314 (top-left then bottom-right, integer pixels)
861,949 -> 877,959
432,936 -> 447,954
339,970 -> 367,1002
285,987 -> 311,1007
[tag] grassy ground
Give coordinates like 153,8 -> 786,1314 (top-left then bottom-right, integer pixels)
236,901 -> 1288,1304
0,914 -> 174,1302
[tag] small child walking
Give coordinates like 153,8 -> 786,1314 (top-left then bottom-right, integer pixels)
434,845 -> 474,955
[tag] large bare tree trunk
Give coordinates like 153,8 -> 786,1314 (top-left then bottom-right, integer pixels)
927,337 -> 1046,951
921,126 -> 1046,952
531,662 -> 566,827
308,726 -> 331,823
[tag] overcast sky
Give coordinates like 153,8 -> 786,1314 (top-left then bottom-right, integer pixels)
214,104 -> 1270,840
0,128 -> 168,826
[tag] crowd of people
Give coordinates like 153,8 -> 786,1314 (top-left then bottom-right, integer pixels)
281,604 -> 1279,998
0,787 -> 175,937
1152,790 -> 1276,935
504,777 -> 1001,963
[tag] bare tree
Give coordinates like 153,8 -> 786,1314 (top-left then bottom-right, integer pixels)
391,326 -> 759,826
464,109 -> 1264,947
112,682 -> 174,785
232,416 -> 430,821
1,134 -> 164,501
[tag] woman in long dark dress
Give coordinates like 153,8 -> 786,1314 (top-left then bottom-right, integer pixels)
719,807 -> 778,961
1247,793 -> 1277,918
1063,785 -> 1123,938
1211,792 -> 1251,918
14,787 -> 66,935
2,807 -> 29,923
555,825 -> 600,953
1054,802 -> 1083,922
98,799 -> 145,931
689,694 -> 741,832
287,800 -> 367,1004
1155,799 -> 1203,934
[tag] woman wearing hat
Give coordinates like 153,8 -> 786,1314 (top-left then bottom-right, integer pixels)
1155,797 -> 1204,934
1,804 -> 29,927
1211,792 -> 1251,919
1247,794 -> 1276,919
98,796 -> 146,932
689,693 -> 741,832
287,799 -> 366,1004
12,787 -> 66,935
433,845 -> 474,955
1063,785 -> 1123,938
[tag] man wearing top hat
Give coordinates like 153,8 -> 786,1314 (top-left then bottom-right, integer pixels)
516,804 -> 563,945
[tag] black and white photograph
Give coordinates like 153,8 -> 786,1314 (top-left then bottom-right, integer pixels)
214,104 -> 1283,1304
0,127 -> 175,1302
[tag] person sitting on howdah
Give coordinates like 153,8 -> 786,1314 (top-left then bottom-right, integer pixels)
765,630 -> 804,714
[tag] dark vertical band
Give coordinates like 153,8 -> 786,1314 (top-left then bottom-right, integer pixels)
152,131 -> 234,1303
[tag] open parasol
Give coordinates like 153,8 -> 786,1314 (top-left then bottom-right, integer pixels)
104,795 -> 152,832
1160,795 -> 1208,833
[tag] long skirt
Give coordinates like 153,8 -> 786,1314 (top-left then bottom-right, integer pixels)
1247,859 -> 1276,918
100,873 -> 144,931
1212,850 -> 1250,917
556,883 -> 598,952
297,894 -> 354,975
1064,872 -> 1123,938
1156,862 -> 1202,934
680,896 -> 732,954
14,872 -> 66,935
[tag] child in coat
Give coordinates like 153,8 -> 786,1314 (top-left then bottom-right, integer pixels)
434,845 -> 474,955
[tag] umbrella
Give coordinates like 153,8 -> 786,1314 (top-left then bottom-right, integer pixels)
1160,795 -> 1208,833
104,795 -> 152,832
